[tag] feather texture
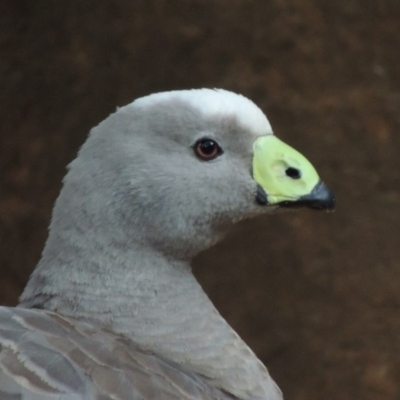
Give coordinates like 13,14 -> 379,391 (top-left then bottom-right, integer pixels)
0,307 -> 235,399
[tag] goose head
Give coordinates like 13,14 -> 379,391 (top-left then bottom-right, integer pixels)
62,89 -> 334,261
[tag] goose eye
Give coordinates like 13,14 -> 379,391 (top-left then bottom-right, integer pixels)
194,139 -> 222,161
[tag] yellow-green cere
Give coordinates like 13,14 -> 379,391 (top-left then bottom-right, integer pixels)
253,135 -> 320,204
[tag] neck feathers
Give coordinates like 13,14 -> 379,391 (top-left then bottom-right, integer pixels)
20,227 -> 281,400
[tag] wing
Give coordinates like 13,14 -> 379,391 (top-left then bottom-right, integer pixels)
0,307 -> 235,400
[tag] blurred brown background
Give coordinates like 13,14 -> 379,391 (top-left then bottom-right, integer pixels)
1,1 -> 400,399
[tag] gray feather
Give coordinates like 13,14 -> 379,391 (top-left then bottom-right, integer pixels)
0,307 -> 235,399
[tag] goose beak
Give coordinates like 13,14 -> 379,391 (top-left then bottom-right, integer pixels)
252,135 -> 335,210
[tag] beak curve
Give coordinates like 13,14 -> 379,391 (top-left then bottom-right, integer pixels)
253,135 -> 335,211
276,180 -> 335,210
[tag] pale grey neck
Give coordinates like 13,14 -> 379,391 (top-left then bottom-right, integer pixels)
20,229 -> 280,400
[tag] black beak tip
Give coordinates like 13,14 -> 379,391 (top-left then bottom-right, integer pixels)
279,181 -> 336,211
302,181 -> 335,211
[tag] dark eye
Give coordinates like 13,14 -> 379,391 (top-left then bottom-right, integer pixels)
193,138 -> 223,161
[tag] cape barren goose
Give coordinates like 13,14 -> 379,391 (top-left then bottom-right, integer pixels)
0,89 -> 334,399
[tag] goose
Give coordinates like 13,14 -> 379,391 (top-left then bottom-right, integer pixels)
0,89 -> 335,400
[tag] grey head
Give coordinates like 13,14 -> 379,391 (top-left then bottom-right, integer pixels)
63,89 -> 275,259
38,89 -> 332,261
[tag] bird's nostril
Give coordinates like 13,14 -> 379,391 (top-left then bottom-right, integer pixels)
285,167 -> 301,179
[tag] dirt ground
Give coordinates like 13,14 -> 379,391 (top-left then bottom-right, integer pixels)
1,1 -> 400,399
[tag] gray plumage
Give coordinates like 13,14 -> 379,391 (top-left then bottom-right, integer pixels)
0,89 -> 332,399
0,307 -> 235,399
